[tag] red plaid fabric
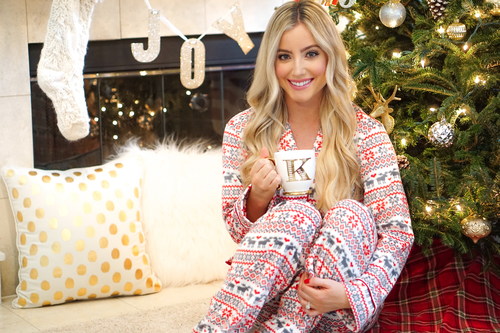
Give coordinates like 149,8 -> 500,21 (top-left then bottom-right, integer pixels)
369,239 -> 500,332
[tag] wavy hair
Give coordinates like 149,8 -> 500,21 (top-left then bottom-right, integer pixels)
241,0 -> 362,212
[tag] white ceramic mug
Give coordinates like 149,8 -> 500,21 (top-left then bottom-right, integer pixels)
273,149 -> 316,195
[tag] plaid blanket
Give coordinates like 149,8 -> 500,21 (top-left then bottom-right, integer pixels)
369,239 -> 500,332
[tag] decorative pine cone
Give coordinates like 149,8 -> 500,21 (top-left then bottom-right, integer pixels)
427,0 -> 448,20
397,155 -> 410,169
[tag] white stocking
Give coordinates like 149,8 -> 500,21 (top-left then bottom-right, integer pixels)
37,0 -> 100,141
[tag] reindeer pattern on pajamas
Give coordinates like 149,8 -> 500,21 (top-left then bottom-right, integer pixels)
194,106 -> 414,332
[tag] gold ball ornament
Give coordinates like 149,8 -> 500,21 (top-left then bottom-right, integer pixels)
461,216 -> 492,243
446,20 -> 467,40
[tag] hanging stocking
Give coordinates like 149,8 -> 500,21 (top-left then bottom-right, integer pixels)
37,0 -> 101,141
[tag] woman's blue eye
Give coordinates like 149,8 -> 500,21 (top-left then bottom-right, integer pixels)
277,53 -> 290,60
306,50 -> 319,57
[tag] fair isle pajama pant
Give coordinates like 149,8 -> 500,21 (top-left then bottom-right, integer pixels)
194,198 -> 377,332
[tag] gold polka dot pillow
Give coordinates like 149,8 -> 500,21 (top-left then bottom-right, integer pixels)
1,159 -> 162,308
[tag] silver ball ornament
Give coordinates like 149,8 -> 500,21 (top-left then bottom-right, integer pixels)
428,118 -> 454,147
379,0 -> 407,28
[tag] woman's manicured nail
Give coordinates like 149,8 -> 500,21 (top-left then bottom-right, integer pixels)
304,279 -> 310,284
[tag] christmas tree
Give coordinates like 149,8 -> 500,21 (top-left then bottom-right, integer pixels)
328,0 -> 499,260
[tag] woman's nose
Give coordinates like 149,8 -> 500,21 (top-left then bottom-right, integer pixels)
292,58 -> 306,76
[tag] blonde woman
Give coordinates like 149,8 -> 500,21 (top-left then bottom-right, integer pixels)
194,1 -> 413,332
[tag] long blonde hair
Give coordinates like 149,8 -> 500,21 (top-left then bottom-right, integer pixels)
241,0 -> 362,212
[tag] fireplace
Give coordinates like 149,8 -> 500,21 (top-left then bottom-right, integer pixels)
29,33 -> 262,170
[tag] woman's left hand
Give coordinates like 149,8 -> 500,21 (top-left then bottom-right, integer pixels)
297,273 -> 351,316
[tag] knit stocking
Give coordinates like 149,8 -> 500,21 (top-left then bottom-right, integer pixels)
37,0 -> 100,141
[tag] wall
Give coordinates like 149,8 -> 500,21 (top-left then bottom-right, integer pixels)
0,0 -> 283,298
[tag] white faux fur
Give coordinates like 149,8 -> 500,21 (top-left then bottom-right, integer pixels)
115,141 -> 237,287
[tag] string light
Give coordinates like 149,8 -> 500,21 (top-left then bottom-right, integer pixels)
456,204 -> 463,211
474,75 -> 487,85
101,107 -> 107,112
118,111 -> 123,116
392,50 -> 402,58
129,111 -> 135,117
139,71 -> 148,76
117,103 -> 123,108
463,43 -> 470,51
112,120 -> 118,126
420,58 -> 427,68
186,90 -> 192,96
436,26 -> 445,35
429,107 -> 437,112
456,107 -> 467,116
163,108 -> 168,113
401,138 -> 407,147
425,205 -> 433,213
474,10 -> 482,18
113,135 -> 119,140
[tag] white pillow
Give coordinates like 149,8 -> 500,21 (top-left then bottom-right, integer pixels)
117,142 -> 237,287
2,159 -> 162,308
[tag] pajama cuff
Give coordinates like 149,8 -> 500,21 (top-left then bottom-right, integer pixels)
235,184 -> 254,230
344,278 -> 377,332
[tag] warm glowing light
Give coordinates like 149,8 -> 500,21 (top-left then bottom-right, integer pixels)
474,75 -> 486,85
392,51 -> 402,58
148,111 -> 156,116
425,205 -> 432,213
456,108 -> 467,116
401,138 -> 407,146
163,108 -> 167,113
117,103 -> 123,109
134,100 -> 140,104
437,26 -> 445,34
93,117 -> 99,122
139,71 -> 147,76
474,10 -> 482,18
118,111 -> 123,116
375,26 -> 380,30
420,58 -> 426,68
129,111 -> 135,117
429,107 -> 437,112
456,204 -> 462,211
113,135 -> 118,140
353,11 -> 362,21
112,120 -> 118,126
463,43 -> 469,51
101,107 -> 107,112
186,90 -> 192,96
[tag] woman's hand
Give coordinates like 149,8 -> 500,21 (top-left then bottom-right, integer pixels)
297,273 -> 351,316
246,147 -> 281,221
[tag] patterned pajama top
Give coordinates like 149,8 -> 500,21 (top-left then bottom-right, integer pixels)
221,106 -> 414,331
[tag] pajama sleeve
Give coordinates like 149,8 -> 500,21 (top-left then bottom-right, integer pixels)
344,111 -> 414,331
221,110 -> 255,244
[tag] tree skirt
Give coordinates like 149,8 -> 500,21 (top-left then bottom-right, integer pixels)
41,298 -> 211,333
369,239 -> 500,332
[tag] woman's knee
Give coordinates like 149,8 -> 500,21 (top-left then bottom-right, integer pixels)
323,199 -> 375,240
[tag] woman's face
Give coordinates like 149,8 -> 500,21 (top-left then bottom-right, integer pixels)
275,22 -> 328,108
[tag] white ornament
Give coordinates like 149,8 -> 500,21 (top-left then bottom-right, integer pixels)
379,0 -> 407,28
339,0 -> 356,8
213,3 -> 254,55
180,39 -> 206,89
131,9 -> 161,63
